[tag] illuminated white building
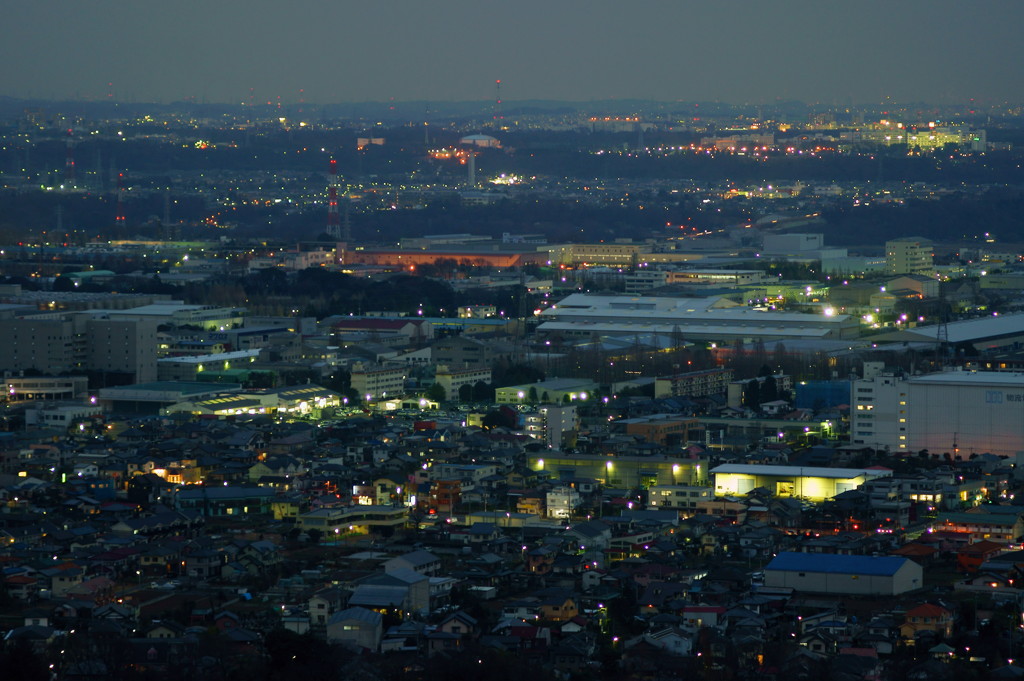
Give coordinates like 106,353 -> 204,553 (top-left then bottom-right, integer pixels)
546,486 -> 582,519
711,464 -> 892,502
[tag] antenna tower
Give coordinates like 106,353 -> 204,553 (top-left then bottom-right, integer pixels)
494,80 -> 503,125
326,158 -> 341,239
115,172 -> 126,226
64,128 -> 75,186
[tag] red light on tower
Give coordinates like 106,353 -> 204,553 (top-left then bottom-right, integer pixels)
64,128 -> 75,185
115,173 -> 126,225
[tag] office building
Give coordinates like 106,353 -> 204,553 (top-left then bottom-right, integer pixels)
522,405 -> 579,450
885,238 -> 933,275
654,368 -> 734,399
0,312 -> 159,382
351,362 -> 408,401
433,365 -> 492,399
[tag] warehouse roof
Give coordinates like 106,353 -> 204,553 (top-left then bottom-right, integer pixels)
765,552 -> 908,576
876,312 -> 1024,344
910,371 -> 1024,387
711,464 -> 892,479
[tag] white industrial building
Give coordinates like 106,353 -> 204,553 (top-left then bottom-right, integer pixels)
851,368 -> 1024,456
872,311 -> 1024,353
764,552 -> 923,595
538,294 -> 859,342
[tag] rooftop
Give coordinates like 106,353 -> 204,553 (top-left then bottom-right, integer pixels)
711,464 -> 892,479
909,370 -> 1024,387
765,552 -> 909,576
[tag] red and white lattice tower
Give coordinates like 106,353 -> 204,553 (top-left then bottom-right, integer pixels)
326,158 -> 341,239
115,172 -> 126,226
64,128 -> 75,186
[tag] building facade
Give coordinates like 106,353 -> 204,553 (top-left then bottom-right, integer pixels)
529,453 -> 708,488
654,368 -> 733,399
351,362 -> 408,401
711,464 -> 892,502
886,238 -> 933,275
850,369 -> 1024,457
0,313 -> 158,382
764,552 -> 923,595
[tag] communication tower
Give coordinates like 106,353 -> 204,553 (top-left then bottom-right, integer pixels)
326,158 -> 341,239
64,128 -> 75,186
115,172 -> 126,226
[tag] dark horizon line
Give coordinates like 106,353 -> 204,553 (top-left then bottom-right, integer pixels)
2,94 -> 1020,111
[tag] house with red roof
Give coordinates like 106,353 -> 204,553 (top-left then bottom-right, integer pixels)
956,539 -> 1005,573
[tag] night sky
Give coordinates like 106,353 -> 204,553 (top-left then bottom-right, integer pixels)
4,0 -> 1022,106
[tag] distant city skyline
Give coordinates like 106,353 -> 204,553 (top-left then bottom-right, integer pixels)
3,1 -> 1024,107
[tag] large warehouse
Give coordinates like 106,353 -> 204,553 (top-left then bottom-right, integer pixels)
764,552 -> 923,595
850,369 -> 1024,456
537,293 -> 859,342
710,464 -> 892,502
873,312 -> 1024,354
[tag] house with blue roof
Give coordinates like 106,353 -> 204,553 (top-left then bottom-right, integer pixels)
764,551 -> 923,595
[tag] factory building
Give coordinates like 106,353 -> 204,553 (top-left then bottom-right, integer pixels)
538,294 -> 858,342
528,453 -> 708,489
850,368 -> 1024,457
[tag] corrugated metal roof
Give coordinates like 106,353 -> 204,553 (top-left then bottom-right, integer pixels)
711,464 -> 891,479
328,606 -> 383,625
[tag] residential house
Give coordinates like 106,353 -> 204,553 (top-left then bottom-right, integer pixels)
325,607 -> 383,651
900,604 -> 954,643
384,550 -> 441,577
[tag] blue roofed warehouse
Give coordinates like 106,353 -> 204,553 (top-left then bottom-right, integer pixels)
764,551 -> 923,595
